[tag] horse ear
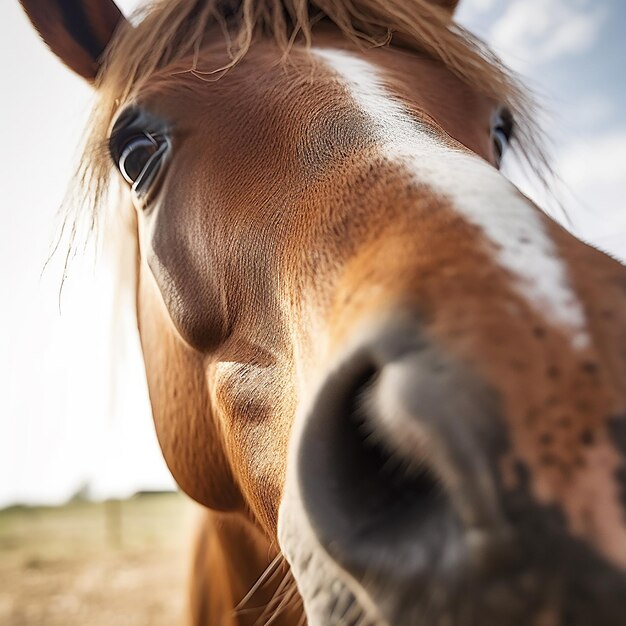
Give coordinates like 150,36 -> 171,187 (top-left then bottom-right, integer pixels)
19,0 -> 128,83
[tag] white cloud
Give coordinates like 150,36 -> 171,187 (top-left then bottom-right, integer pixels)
556,131 -> 626,249
559,131 -> 626,190
565,94 -> 615,131
462,0 -> 498,13
500,129 -> 626,262
489,0 -> 605,69
454,0 -> 501,35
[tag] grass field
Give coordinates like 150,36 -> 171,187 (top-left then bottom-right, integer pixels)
0,492 -> 197,626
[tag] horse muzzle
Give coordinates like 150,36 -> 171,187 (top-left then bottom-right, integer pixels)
281,317 -> 626,625
287,319 -> 527,622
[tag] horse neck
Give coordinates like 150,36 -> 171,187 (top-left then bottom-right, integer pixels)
188,510 -> 303,626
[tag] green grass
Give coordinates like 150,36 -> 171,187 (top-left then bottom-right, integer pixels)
0,493 -> 196,626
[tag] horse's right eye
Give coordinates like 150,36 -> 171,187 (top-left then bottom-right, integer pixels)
118,134 -> 159,185
490,107 -> 514,168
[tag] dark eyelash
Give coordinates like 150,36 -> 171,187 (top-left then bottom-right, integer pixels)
108,106 -> 171,163
496,107 -> 514,141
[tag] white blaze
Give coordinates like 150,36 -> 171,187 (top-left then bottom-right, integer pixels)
279,48 -> 593,626
312,48 -> 589,349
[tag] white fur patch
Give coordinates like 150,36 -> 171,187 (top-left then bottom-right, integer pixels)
312,48 -> 589,349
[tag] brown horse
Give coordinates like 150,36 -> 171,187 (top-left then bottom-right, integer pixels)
20,0 -> 626,624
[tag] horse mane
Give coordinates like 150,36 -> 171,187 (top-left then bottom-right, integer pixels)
62,0 -> 548,253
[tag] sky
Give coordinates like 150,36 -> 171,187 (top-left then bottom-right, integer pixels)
455,0 -> 626,252
0,0 -> 624,507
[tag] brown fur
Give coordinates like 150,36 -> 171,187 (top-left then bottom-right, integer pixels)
188,511 -> 301,625
19,1 -> 626,624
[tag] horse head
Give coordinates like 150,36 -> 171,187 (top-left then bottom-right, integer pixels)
21,1 -> 626,624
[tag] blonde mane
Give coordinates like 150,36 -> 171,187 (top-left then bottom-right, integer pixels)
64,0 -> 548,253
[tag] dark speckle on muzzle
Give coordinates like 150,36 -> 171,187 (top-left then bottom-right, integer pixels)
295,319 -> 626,625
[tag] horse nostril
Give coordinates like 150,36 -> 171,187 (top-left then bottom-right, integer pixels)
332,369 -> 442,536
297,352 -> 463,586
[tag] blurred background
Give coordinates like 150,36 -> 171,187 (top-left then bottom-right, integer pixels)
0,0 -> 624,624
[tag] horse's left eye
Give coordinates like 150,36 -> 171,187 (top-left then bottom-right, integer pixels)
491,108 -> 513,167
119,134 -> 159,185
109,107 -> 170,198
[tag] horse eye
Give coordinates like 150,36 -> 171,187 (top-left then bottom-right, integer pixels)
491,108 -> 513,167
118,134 -> 159,185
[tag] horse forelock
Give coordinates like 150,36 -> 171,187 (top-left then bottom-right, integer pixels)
61,0 -> 549,260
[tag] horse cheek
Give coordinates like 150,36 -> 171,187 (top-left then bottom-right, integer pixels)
137,263 -> 242,512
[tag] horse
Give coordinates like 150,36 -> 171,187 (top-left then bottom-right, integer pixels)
20,0 -> 626,624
